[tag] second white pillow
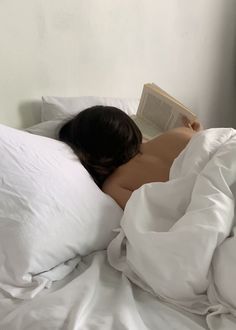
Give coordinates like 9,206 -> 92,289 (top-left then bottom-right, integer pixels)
26,96 -> 139,139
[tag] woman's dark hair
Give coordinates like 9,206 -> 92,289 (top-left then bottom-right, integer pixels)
59,105 -> 142,188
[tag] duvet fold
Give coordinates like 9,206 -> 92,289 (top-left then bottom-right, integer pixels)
108,128 -> 236,323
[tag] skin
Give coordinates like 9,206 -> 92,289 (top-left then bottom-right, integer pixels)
102,119 -> 202,209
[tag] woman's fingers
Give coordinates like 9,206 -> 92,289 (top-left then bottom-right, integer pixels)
182,116 -> 203,132
191,120 -> 203,132
182,116 -> 192,129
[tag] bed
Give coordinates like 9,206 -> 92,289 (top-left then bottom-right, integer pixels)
0,96 -> 236,330
1,1 -> 236,329
0,251 -> 209,330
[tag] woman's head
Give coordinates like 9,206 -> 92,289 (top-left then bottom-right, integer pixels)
59,105 -> 142,187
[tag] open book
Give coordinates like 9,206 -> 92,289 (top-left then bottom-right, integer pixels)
131,83 -> 197,140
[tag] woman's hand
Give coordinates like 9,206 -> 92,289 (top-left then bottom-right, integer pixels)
182,116 -> 203,132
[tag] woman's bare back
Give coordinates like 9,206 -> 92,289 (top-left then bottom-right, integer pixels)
102,127 -> 196,209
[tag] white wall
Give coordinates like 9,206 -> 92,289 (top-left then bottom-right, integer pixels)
0,0 -> 235,128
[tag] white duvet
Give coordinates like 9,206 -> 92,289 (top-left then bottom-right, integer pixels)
0,251 -> 209,330
108,128 -> 236,327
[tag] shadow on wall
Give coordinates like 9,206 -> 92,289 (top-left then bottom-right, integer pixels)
205,3 -> 236,129
18,100 -> 42,128
233,34 -> 236,128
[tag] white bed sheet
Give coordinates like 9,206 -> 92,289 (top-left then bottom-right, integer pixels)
0,251 -> 208,330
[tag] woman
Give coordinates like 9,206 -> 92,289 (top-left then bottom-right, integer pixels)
59,105 -> 202,209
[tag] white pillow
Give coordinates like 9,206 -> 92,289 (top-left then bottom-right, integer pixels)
26,96 -> 139,139
41,95 -> 139,121
0,124 -> 122,299
25,119 -> 63,139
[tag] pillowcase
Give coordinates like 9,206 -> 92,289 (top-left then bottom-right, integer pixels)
25,119 -> 63,139
26,96 -> 139,139
0,124 -> 123,299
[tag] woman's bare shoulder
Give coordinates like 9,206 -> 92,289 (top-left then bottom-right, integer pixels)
102,153 -> 169,209
102,154 -> 154,208
102,175 -> 132,209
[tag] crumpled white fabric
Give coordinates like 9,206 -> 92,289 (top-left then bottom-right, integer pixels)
0,124 -> 123,299
108,128 -> 236,324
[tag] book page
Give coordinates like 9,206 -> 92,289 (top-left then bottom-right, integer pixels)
166,102 -> 197,129
140,92 -> 173,130
150,83 -> 191,113
137,84 -> 197,132
131,115 -> 162,140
